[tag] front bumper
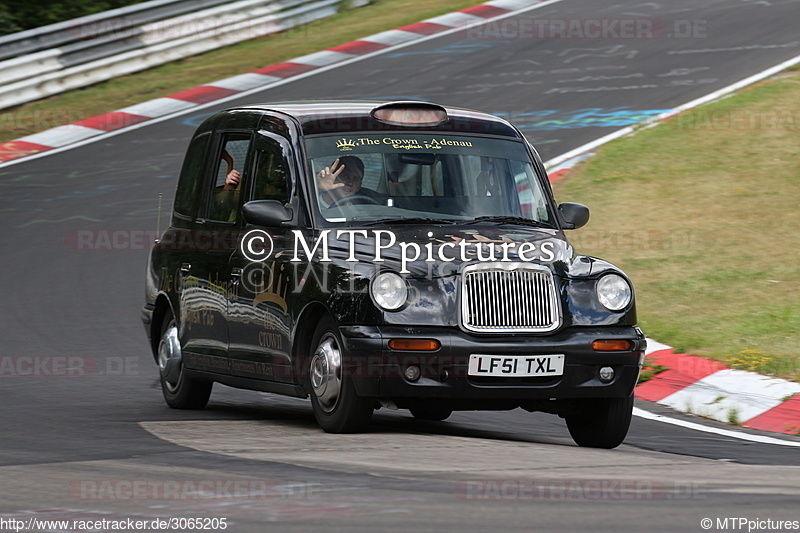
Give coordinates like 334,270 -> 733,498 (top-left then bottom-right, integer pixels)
339,325 -> 645,402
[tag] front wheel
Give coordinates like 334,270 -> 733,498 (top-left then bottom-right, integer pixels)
565,396 -> 633,449
158,311 -> 212,410
307,315 -> 373,433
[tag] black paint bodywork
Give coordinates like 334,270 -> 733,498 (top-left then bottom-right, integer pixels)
142,101 -> 645,414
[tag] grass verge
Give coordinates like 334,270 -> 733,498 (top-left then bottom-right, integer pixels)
0,0 -> 485,144
553,71 -> 800,381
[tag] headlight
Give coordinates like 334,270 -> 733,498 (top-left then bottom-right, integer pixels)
371,272 -> 408,311
596,274 -> 632,311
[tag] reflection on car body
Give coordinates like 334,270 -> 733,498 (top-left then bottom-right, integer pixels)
142,101 -> 645,448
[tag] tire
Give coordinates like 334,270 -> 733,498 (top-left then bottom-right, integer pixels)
307,315 -> 373,433
409,403 -> 452,422
565,395 -> 634,449
157,311 -> 212,410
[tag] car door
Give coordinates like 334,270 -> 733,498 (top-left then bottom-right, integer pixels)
227,131 -> 296,383
179,132 -> 252,374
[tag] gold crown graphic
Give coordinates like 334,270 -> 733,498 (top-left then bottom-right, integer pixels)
336,138 -> 356,150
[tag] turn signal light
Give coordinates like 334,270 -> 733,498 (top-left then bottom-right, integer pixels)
592,340 -> 633,352
388,339 -> 441,351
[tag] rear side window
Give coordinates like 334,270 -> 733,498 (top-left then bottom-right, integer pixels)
200,133 -> 252,222
173,132 -> 210,219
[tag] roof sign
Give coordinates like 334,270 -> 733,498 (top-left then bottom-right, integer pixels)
371,102 -> 448,127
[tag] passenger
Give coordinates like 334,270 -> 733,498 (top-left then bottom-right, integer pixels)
315,155 -> 381,206
221,150 -> 241,190
212,150 -> 241,221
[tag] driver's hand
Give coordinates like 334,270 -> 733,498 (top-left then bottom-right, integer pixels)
316,159 -> 346,193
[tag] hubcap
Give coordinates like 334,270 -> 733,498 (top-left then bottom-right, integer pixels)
310,333 -> 342,413
158,322 -> 182,392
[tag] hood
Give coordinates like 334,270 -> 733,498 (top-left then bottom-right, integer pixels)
321,223 -> 578,278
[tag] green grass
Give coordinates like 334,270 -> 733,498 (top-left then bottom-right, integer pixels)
637,357 -> 669,384
554,71 -> 800,381
0,0 -> 485,144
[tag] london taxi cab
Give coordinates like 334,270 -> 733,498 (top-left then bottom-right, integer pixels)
142,101 -> 645,448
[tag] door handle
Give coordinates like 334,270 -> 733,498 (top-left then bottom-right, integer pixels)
180,263 -> 191,274
231,267 -> 243,278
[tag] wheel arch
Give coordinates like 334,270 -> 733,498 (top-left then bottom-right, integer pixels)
292,302 -> 331,388
150,293 -> 175,362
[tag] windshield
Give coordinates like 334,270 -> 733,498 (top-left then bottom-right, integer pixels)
304,133 -> 554,226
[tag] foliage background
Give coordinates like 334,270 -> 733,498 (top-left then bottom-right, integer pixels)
0,1 -> 146,36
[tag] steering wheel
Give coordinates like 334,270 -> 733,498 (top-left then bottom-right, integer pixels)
331,194 -> 381,207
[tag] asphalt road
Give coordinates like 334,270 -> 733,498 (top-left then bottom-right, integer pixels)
1,0 -> 800,531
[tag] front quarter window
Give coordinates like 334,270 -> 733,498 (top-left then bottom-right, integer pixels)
252,135 -> 291,203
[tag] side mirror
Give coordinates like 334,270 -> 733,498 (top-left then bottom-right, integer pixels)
558,202 -> 590,230
242,200 -> 292,227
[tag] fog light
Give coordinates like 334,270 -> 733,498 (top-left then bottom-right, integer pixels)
404,365 -> 421,382
599,366 -> 615,383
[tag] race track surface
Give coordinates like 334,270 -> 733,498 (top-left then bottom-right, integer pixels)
1,0 -> 799,531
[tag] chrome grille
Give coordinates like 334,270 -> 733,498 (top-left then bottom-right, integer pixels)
461,263 -> 560,333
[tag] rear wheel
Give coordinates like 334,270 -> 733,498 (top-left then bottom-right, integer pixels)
158,311 -> 212,409
409,403 -> 452,422
565,395 -> 633,449
308,315 -> 373,433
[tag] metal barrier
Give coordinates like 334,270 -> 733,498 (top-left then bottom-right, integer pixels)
0,0 -> 368,111
0,0 -> 233,61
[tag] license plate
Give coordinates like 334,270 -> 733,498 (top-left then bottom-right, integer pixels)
468,354 -> 564,377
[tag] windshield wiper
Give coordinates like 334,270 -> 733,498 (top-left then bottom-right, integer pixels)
360,217 -> 458,226
463,216 -> 552,228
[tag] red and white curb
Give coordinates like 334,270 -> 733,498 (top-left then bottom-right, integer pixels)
0,0 -> 555,164
637,340 -> 800,436
549,158 -> 800,438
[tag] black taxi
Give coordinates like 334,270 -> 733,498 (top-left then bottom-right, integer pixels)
142,101 -> 646,448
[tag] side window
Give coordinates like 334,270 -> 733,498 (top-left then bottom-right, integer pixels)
252,136 -> 291,203
510,159 -> 548,221
174,132 -> 210,219
203,134 -> 251,222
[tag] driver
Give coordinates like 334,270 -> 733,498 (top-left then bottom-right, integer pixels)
315,155 -> 381,207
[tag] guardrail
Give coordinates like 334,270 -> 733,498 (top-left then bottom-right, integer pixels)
0,0 -> 232,60
0,0 -> 369,111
